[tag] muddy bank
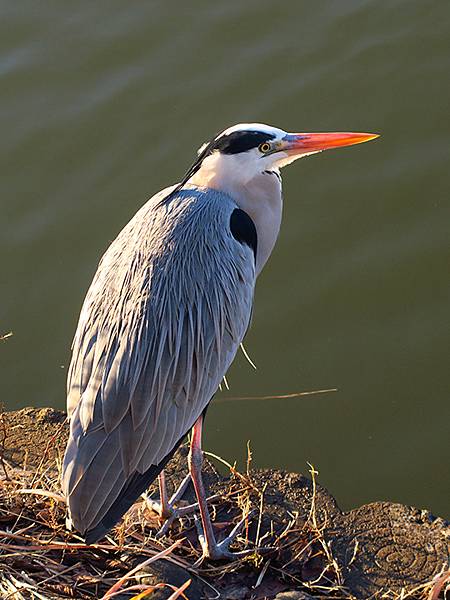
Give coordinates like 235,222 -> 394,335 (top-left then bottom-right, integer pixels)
0,407 -> 448,599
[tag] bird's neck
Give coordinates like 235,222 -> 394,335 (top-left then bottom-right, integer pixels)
190,166 -> 283,275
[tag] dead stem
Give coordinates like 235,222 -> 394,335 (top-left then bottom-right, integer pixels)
218,387 -> 338,402
0,433 -> 445,600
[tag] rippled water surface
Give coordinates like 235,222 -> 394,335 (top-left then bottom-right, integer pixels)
1,1 -> 449,517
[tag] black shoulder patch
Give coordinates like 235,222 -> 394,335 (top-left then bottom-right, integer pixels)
230,208 -> 257,260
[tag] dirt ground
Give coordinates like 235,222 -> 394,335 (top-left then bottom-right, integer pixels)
0,407 -> 448,599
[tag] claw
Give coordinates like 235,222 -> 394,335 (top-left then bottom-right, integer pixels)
193,509 -> 272,562
168,473 -> 192,506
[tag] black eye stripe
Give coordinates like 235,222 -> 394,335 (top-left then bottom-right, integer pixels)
214,131 -> 276,155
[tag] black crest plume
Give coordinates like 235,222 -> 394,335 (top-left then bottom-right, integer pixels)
160,128 -> 276,205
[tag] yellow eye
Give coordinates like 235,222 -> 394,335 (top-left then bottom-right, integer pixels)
259,142 -> 271,153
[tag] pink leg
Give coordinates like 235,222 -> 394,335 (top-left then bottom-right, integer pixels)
188,414 -> 255,560
157,471 -> 171,519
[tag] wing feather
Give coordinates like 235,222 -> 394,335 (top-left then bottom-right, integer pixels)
81,454 -> 124,528
62,187 -> 255,536
80,448 -> 122,521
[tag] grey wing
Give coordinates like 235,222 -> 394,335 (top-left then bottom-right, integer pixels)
61,188 -> 255,539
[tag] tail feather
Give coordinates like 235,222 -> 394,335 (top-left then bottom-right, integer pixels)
84,434 -> 184,544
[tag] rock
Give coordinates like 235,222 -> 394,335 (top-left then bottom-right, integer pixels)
134,560 -> 204,599
219,583 -> 251,599
328,502 -> 450,597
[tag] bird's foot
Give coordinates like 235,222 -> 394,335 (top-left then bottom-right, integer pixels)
194,509 -> 272,562
142,473 -> 220,538
143,472 -> 191,535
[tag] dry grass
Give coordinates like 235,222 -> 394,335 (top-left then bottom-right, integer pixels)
0,436 -> 447,600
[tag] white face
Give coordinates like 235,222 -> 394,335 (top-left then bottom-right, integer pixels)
192,123 -> 320,188
189,123 -> 379,191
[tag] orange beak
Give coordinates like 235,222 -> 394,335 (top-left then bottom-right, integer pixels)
281,131 -> 379,155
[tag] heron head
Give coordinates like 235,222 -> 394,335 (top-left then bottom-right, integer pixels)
187,123 -> 378,189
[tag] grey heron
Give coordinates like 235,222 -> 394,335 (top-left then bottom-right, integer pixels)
62,123 -> 378,559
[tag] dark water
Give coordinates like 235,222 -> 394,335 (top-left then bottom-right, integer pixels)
1,2 -> 449,518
